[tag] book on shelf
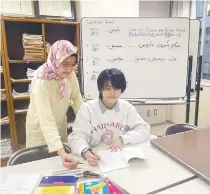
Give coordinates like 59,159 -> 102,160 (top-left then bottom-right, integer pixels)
0,135 -> 12,158
1,89 -> 6,99
0,116 -> 9,123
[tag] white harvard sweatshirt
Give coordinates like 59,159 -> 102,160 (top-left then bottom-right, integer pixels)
68,99 -> 150,155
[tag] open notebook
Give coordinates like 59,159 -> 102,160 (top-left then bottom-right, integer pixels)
98,146 -> 147,173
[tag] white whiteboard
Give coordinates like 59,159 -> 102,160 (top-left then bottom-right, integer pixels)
81,17 -> 190,100
189,19 -> 200,92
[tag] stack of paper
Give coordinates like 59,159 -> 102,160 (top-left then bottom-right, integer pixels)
0,116 -> 9,125
27,68 -> 36,80
28,83 -> 31,93
0,66 -> 3,73
46,42 -> 51,55
1,89 -> 6,99
12,89 -> 29,97
22,33 -> 44,61
14,109 -> 28,114
0,136 -> 13,158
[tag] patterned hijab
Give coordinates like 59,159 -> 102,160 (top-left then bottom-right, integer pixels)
37,40 -> 78,99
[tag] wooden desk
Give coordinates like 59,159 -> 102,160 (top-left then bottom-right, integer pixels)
0,143 -> 194,194
151,128 -> 210,185
159,178 -> 210,194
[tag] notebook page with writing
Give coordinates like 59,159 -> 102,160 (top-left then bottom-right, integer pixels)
98,146 -> 146,173
98,150 -> 129,173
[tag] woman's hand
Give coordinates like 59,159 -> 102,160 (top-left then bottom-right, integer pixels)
107,137 -> 123,152
58,149 -> 78,169
83,151 -> 100,166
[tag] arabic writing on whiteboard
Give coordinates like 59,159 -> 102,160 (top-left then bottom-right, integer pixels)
82,18 -> 188,88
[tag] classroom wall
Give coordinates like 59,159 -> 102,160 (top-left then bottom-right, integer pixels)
76,0 -> 139,20
76,0 -> 170,125
139,1 -> 170,17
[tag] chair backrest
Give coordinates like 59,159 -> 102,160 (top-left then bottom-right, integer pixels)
7,142 -> 71,166
164,123 -> 197,136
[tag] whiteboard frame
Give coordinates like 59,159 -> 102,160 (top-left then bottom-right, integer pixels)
80,17 -> 191,100
189,19 -> 201,94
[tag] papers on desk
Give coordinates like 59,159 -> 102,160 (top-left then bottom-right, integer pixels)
0,174 -> 41,194
98,146 -> 147,173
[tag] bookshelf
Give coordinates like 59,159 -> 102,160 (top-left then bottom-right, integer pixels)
1,41 -> 18,167
1,16 -> 80,154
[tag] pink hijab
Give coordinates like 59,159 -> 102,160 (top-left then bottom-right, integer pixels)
37,40 -> 78,99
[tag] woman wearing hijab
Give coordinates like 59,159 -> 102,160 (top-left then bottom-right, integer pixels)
26,40 -> 82,168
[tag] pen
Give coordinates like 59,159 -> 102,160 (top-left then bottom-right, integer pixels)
89,149 -> 95,156
53,168 -> 84,174
64,159 -> 84,164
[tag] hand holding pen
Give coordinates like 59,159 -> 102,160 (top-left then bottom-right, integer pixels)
83,150 -> 100,166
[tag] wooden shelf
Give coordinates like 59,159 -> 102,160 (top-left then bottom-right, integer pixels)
15,109 -> 28,114
0,120 -> 9,126
13,95 -> 30,100
11,79 -> 32,83
2,16 -> 80,153
9,60 -> 44,64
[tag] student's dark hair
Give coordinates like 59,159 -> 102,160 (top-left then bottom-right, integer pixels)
97,68 -> 127,99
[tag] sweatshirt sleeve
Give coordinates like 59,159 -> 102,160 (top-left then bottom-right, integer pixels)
121,104 -> 150,145
68,104 -> 91,155
70,72 -> 83,114
33,80 -> 63,153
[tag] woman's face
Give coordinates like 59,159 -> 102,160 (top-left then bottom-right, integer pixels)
57,56 -> 77,78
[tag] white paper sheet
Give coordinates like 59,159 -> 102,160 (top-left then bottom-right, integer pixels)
0,174 -> 41,194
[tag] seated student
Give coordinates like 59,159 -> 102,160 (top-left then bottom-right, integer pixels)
68,68 -> 150,166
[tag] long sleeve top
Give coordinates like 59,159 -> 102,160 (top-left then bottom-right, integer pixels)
68,99 -> 150,155
26,72 -> 82,152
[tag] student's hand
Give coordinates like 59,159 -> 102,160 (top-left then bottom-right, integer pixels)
58,149 -> 78,169
83,151 -> 100,166
107,137 -> 123,152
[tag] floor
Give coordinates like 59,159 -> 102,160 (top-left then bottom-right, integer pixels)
150,123 -> 171,137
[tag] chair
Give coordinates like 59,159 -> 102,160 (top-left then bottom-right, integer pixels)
7,142 -> 71,166
164,123 -> 197,136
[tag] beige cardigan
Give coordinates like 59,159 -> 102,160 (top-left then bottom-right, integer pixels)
26,72 -> 82,152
